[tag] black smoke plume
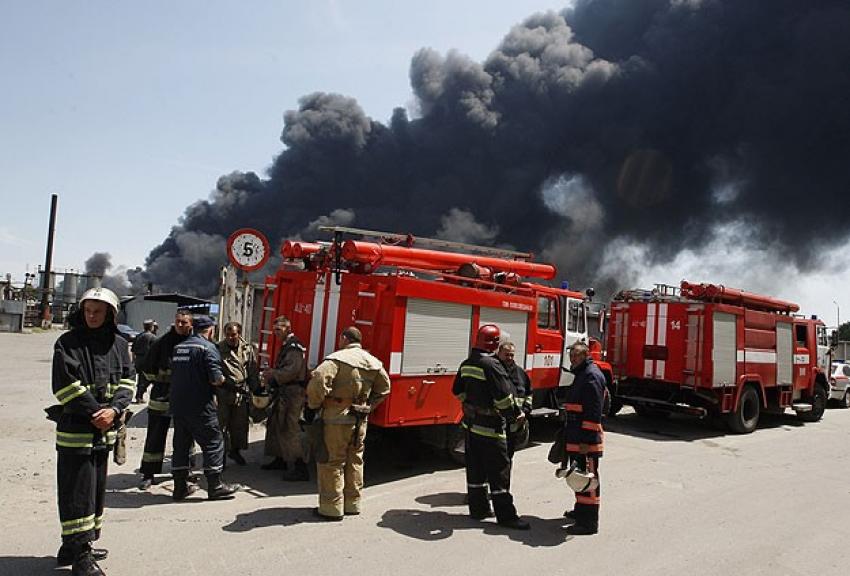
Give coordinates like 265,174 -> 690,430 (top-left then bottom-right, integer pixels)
139,0 -> 850,298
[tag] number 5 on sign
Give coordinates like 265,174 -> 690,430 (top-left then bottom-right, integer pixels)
227,228 -> 270,272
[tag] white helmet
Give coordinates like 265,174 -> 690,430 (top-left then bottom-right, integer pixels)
80,287 -> 120,316
556,461 -> 599,493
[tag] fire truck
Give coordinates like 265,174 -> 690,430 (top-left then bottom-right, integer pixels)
606,281 -> 832,433
257,227 -> 611,457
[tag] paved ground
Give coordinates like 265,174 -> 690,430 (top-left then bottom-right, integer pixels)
1,330 -> 849,576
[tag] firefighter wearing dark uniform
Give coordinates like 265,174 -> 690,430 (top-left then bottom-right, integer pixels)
496,341 -> 532,459
261,316 -> 309,480
50,287 -> 134,575
137,309 -> 193,490
452,324 -> 530,530
169,315 -> 240,500
131,319 -> 157,403
562,341 -> 606,535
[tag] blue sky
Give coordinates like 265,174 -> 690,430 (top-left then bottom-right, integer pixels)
0,0 -> 562,278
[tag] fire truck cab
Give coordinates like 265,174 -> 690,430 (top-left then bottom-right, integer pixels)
257,227 -> 611,456
606,281 -> 832,433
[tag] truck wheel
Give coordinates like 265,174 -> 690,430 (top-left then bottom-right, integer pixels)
726,385 -> 760,434
798,384 -> 828,422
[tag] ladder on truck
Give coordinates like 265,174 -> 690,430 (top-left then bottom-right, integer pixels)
256,280 -> 278,369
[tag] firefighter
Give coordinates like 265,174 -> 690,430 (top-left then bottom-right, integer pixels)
453,325 -> 530,530
496,340 -> 532,460
137,308 -> 193,490
169,315 -> 241,500
216,321 -> 258,465
561,341 -> 606,535
131,319 -> 157,403
260,316 -> 310,481
305,326 -> 390,520
50,287 -> 135,575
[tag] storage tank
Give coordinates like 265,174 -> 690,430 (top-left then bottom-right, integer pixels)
62,273 -> 79,304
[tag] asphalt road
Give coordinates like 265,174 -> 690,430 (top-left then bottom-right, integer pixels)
1,330 -> 849,576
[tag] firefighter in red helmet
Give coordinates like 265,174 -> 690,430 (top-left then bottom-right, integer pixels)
452,324 -> 530,530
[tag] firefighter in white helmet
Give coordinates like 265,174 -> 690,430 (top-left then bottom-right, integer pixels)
559,341 -> 606,535
49,287 -> 135,575
305,326 -> 391,520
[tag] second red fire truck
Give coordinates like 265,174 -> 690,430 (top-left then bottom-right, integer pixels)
606,281 -> 832,433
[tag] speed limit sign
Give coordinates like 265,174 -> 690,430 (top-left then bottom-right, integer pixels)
226,228 -> 270,272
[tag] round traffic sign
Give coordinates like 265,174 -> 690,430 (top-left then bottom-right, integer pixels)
227,228 -> 270,272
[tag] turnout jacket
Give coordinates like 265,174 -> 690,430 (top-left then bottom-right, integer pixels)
217,337 -> 259,393
307,343 -> 391,424
452,349 -> 519,440
503,362 -> 533,415
267,334 -> 307,387
51,324 -> 135,454
564,358 -> 606,457
140,327 -> 189,413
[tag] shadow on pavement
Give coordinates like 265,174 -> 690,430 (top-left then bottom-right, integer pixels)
604,410 -> 808,442
377,508 -> 571,547
0,556 -> 57,574
221,506 -> 331,531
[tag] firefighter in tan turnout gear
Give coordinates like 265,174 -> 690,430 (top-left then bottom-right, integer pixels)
216,321 -> 258,466
50,287 -> 135,575
261,316 -> 310,480
306,326 -> 391,520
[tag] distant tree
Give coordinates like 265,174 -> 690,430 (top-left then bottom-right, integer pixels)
839,322 -> 850,342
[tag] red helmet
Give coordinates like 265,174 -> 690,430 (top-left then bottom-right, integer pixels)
475,324 -> 501,352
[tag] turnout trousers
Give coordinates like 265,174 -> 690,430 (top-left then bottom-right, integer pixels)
464,429 -> 519,523
135,372 -> 151,401
216,390 -> 249,453
140,383 -> 171,476
171,413 -> 225,477
264,384 -> 304,461
570,454 -> 601,529
317,421 -> 366,517
57,450 -> 108,547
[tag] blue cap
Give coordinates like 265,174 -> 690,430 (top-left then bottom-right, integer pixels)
193,315 -> 215,331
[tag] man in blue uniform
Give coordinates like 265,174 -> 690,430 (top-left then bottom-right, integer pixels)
561,341 -> 606,535
169,315 -> 240,501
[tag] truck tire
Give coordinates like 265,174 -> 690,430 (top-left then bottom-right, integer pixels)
726,385 -> 760,434
798,384 -> 828,422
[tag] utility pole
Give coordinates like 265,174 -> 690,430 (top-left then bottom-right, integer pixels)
41,194 -> 58,328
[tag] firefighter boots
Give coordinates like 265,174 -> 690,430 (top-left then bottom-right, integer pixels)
282,459 -> 309,481
172,471 -> 198,501
228,450 -> 247,466
497,517 -> 531,530
207,474 -> 241,500
57,545 -> 107,567
565,523 -> 598,536
70,546 -> 105,576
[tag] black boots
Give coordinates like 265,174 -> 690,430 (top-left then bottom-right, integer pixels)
69,545 -> 105,576
207,473 -> 241,500
172,471 -> 198,501
57,544 -> 107,566
497,517 -> 531,530
282,459 -> 309,481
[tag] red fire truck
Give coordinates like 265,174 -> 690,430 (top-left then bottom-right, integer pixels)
257,227 -> 611,457
606,281 -> 832,433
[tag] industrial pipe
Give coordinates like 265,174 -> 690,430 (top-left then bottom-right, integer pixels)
340,240 -> 556,280
680,281 -> 799,313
